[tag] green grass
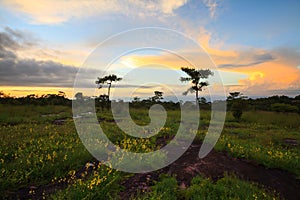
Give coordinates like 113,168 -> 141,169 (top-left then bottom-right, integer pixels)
242,111 -> 300,129
0,104 -> 299,198
0,104 -> 71,125
50,164 -> 123,200
0,122 -> 92,192
212,111 -> 300,177
136,174 -> 279,200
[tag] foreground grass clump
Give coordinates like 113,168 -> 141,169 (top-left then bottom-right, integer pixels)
215,135 -> 300,177
137,174 -> 279,200
0,121 -> 92,192
0,104 -> 71,125
211,110 -> 300,177
50,164 -> 122,200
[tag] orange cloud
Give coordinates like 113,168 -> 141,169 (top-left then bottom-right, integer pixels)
193,27 -> 300,95
197,27 -> 238,59
2,0 -> 187,24
220,60 -> 300,96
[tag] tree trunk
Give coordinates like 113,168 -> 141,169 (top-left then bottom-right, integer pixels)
107,83 -> 111,101
196,90 -> 199,104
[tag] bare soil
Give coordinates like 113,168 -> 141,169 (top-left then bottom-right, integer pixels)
119,140 -> 300,200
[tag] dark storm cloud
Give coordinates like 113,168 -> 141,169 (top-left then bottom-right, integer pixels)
0,59 -> 78,87
0,27 -> 102,87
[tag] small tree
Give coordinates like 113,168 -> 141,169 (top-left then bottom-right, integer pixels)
75,92 -> 83,101
199,97 -> 207,104
227,92 -> 247,121
95,74 -> 122,101
97,94 -> 109,110
151,91 -> 164,102
180,67 -> 213,103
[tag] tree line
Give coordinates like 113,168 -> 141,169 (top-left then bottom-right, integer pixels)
1,67 -> 299,117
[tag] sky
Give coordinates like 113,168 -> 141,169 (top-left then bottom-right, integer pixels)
0,0 -> 299,100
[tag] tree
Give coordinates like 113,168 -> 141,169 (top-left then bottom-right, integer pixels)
199,97 -> 207,104
95,74 -> 122,101
151,91 -> 164,102
294,95 -> 300,100
180,67 -> 213,103
227,92 -> 241,101
132,96 -> 140,102
97,94 -> 109,110
0,91 -> 7,98
75,92 -> 83,101
227,92 -> 247,121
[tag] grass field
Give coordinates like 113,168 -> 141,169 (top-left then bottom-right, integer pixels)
0,104 -> 299,199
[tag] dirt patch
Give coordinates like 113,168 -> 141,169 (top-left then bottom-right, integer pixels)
120,140 -> 300,200
284,138 -> 298,147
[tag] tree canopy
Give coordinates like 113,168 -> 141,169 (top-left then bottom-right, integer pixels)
180,67 -> 213,103
96,74 -> 122,101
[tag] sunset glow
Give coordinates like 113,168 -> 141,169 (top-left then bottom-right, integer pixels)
0,0 -> 299,99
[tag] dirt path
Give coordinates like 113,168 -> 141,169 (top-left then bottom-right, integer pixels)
6,140 -> 300,200
120,140 -> 300,200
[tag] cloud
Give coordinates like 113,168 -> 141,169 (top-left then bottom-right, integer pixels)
0,59 -> 77,87
218,52 -> 275,68
190,26 -> 300,96
2,0 -> 187,24
221,48 -> 300,96
0,27 -> 103,87
0,26 -> 39,59
118,26 -> 300,97
0,28 -> 20,59
203,0 -> 220,19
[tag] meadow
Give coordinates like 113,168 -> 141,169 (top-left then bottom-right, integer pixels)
0,104 -> 299,199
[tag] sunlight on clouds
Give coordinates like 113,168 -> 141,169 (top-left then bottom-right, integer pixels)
120,53 -> 191,70
197,27 -> 237,58
231,62 -> 300,93
2,0 -> 187,24
0,86 -> 75,98
2,0 -> 120,24
193,27 -> 300,95
248,71 -> 264,81
161,0 -> 187,14
16,47 -> 88,67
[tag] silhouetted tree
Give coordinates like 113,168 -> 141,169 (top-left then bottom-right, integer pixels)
133,97 -> 140,102
227,92 -> 241,101
180,67 -> 213,103
96,74 -> 122,101
96,94 -> 109,110
75,92 -> 83,101
151,91 -> 164,102
199,97 -> 207,104
227,92 -> 248,121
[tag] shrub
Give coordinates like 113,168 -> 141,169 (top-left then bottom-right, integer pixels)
271,103 -> 298,113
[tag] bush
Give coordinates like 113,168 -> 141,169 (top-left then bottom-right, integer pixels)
271,103 -> 298,113
231,100 -> 245,120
